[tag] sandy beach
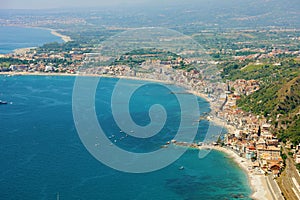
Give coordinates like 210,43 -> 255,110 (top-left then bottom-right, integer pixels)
49,29 -> 72,42
0,71 -> 273,199
13,47 -> 37,54
0,72 -> 176,85
207,146 -> 273,200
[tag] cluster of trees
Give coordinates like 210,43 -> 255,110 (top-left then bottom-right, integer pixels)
0,57 -> 28,66
0,58 -> 29,70
112,48 -> 191,70
36,41 -> 89,53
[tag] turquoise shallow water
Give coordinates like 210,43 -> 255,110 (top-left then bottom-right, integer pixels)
0,26 -> 63,54
0,75 -> 251,200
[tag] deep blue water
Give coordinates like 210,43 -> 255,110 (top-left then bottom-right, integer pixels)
0,75 -> 251,200
0,26 -> 63,54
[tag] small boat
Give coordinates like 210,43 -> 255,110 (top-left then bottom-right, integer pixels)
0,100 -> 8,105
179,166 -> 184,170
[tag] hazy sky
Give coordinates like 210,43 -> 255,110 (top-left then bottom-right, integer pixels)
1,0 -> 157,9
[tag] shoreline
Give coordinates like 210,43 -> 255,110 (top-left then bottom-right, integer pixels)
0,71 -> 271,199
13,47 -> 37,54
10,25 -> 72,43
48,28 -> 72,43
0,72 -> 171,83
0,25 -> 72,55
207,146 -> 273,200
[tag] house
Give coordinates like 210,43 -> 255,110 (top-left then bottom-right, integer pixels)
295,152 -> 300,164
45,65 -> 54,72
269,163 -> 281,177
262,123 -> 272,132
296,144 -> 300,151
9,64 -> 28,72
245,145 -> 256,160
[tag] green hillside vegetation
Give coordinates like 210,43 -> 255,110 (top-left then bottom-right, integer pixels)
238,74 -> 300,115
282,116 -> 300,145
221,59 -> 300,81
276,77 -> 300,114
275,77 -> 300,144
222,58 -> 300,145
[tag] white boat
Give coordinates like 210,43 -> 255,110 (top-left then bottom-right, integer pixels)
0,100 -> 7,105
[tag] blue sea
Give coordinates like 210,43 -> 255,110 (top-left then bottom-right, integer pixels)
0,26 -> 64,54
0,75 -> 251,200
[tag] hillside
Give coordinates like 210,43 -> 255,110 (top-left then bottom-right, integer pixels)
276,76 -> 300,115
222,58 -> 300,144
276,76 -> 300,144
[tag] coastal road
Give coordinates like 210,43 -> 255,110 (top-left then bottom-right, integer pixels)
277,145 -> 300,200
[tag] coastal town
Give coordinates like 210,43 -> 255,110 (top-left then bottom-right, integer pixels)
1,1 -> 300,200
2,38 -> 300,199
1,17 -> 300,200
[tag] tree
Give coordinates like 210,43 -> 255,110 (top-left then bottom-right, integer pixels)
296,163 -> 300,172
258,126 -> 261,137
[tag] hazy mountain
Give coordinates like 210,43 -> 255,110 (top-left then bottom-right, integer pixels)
1,0 -> 299,31
81,0 -> 300,29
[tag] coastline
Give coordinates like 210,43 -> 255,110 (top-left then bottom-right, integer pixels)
0,72 -> 171,83
0,26 -> 72,55
207,146 -> 273,200
13,47 -> 37,54
0,71 -> 272,199
188,90 -> 272,199
48,29 -> 72,43
11,25 -> 72,43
